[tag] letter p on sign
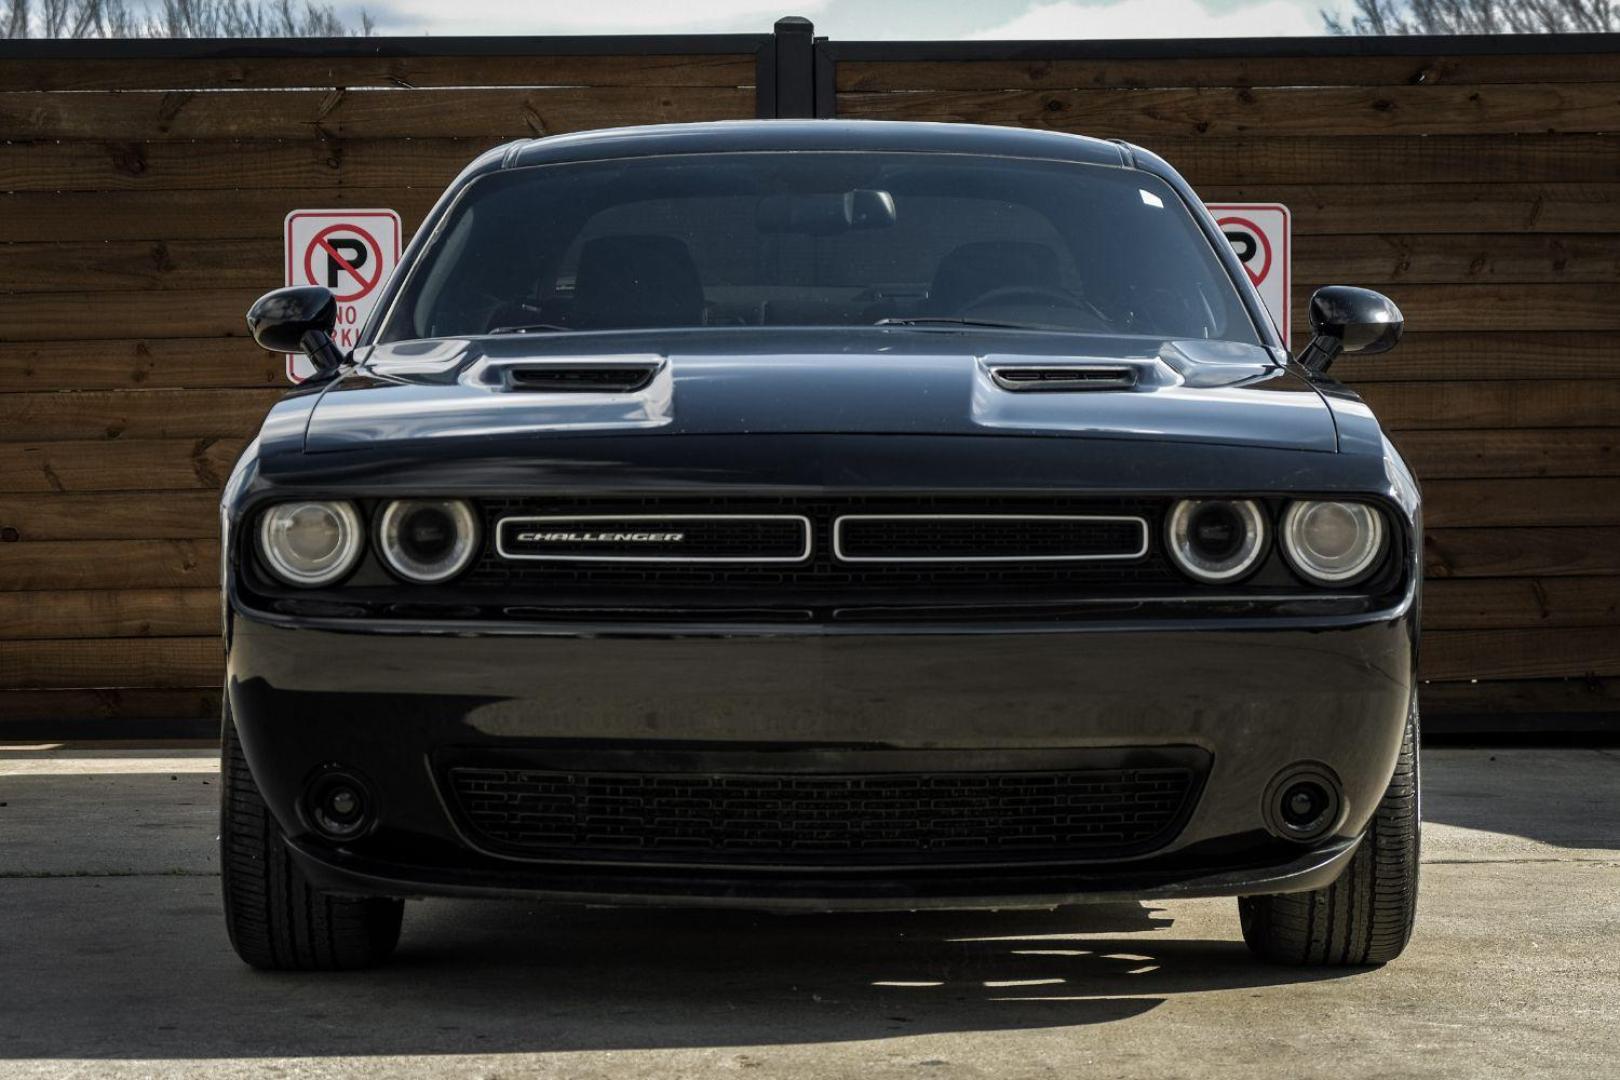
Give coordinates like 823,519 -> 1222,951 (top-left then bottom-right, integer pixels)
284,209 -> 402,382
1205,203 -> 1291,349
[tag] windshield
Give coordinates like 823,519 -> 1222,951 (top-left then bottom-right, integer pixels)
378,152 -> 1259,345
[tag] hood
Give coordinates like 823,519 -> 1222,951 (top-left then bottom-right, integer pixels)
304,329 -> 1334,455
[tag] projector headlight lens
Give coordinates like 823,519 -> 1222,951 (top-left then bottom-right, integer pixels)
257,500 -> 363,587
1282,500 -> 1386,585
376,499 -> 480,583
1166,499 -> 1268,583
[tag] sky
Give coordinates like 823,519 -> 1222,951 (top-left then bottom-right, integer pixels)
347,0 -> 1336,39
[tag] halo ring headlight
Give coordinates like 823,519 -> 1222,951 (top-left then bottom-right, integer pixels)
1166,499 -> 1268,583
257,500 -> 363,587
1282,500 -> 1386,585
376,499 -> 480,584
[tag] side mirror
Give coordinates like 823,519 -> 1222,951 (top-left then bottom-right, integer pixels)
246,286 -> 345,375
1297,286 -> 1403,374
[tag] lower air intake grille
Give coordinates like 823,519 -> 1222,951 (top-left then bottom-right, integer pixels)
445,763 -> 1200,866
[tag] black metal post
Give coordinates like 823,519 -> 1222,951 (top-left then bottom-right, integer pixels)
772,16 -> 816,118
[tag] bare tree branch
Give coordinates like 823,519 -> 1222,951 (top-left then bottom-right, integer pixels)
5,0 -> 372,36
1325,0 -> 1617,32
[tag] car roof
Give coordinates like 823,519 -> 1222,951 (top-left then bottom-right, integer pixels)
491,119 -> 1134,173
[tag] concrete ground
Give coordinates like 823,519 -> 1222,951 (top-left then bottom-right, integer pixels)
0,746 -> 1616,1080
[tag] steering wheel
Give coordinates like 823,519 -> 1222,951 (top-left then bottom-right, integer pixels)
960,285 -> 1112,329
960,285 -> 1085,312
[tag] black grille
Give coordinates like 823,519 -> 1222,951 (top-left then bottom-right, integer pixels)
835,515 -> 1145,562
445,763 -> 1199,866
467,496 -> 1175,600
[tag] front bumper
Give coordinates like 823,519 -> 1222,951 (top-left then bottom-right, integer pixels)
226,599 -> 1416,909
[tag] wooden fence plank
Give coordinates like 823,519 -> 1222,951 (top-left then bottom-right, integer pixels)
0,636 -> 222,688
1145,134 -> 1620,185
0,438 -> 246,493
0,540 -> 220,590
1425,577 -> 1620,630
0,339 -> 282,392
1344,332 -> 1620,382
0,86 -> 753,141
0,53 -> 759,92
0,492 -> 218,541
1359,380 -> 1620,431
1393,429 -> 1620,479
0,239 -> 282,294
0,187 -> 435,243
0,137 -> 495,194
836,83 -> 1620,137
1201,184 -> 1620,235
1293,283 -> 1620,332
1421,626 -> 1620,680
0,686 -> 218,726
0,589 -> 217,639
836,53 -> 1620,91
0,389 -> 279,441
1422,478 -> 1620,528
1424,527 -> 1620,578
1419,676 -> 1620,719
1291,234 -> 1620,285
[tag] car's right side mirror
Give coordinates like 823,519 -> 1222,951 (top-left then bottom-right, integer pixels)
1297,286 -> 1403,374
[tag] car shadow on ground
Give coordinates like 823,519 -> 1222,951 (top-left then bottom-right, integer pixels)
0,887 -> 1369,1060
1421,748 -> 1620,851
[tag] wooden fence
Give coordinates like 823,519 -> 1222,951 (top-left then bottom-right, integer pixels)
1,23 -> 1618,735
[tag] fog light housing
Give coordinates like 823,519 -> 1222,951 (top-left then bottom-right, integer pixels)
305,771 -> 375,841
1263,764 -> 1343,843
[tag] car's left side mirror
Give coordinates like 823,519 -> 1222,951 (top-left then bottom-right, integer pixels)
1297,286 -> 1403,374
246,286 -> 346,376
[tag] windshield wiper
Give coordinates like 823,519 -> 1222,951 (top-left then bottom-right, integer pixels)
488,323 -> 573,335
873,316 -> 1061,331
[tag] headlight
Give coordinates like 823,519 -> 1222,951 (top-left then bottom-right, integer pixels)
1281,500 -> 1386,585
257,500 -> 363,587
376,499 -> 480,583
1166,499 -> 1268,583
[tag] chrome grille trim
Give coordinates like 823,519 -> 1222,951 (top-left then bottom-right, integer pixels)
832,514 -> 1151,564
495,514 -> 813,564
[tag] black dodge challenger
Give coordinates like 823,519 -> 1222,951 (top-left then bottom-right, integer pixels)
223,120 -> 1419,970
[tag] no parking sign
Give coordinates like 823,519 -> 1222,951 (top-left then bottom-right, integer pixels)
1205,203 -> 1291,348
284,209 -> 402,382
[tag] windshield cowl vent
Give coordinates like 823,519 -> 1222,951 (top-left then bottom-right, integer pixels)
503,362 -> 661,393
988,364 -> 1139,392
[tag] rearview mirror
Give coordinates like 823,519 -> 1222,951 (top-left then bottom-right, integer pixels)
756,189 -> 897,235
1297,286 -> 1403,373
246,286 -> 345,375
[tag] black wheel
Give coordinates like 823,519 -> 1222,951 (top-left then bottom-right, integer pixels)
1239,701 -> 1420,966
220,703 -> 403,970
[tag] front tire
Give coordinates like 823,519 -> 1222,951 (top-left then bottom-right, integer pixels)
220,703 -> 403,970
1238,701 -> 1420,966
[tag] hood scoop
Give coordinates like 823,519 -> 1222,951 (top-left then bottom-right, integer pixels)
501,358 -> 663,393
987,363 -> 1139,392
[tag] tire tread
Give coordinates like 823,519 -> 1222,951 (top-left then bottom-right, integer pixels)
1239,702 -> 1420,966
219,705 -> 402,971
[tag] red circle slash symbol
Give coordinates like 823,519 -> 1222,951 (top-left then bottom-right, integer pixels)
1216,215 -> 1272,288
304,223 -> 384,302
